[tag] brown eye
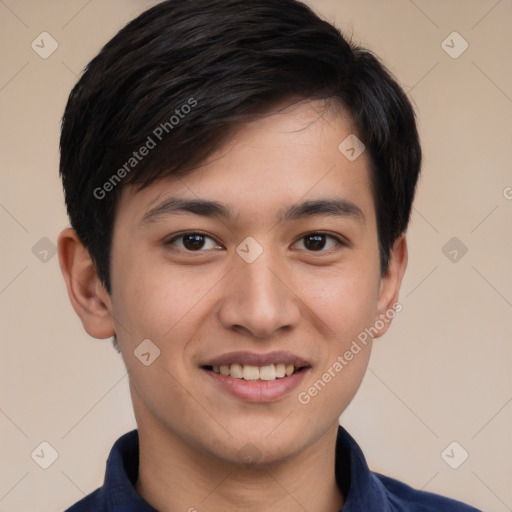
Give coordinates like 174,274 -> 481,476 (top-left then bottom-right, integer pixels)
166,232 -> 221,252
294,233 -> 346,252
183,234 -> 207,250
304,234 -> 327,251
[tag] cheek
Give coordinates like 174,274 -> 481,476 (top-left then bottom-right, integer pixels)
127,358 -> 216,444
297,261 -> 380,340
111,252 -> 210,340
293,261 -> 378,409
296,323 -> 372,421
113,262 -> 211,433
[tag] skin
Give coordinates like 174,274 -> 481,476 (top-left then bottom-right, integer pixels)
58,98 -> 408,512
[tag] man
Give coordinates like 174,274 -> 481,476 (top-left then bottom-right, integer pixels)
57,0 -> 481,510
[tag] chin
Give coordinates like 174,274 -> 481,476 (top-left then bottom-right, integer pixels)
228,431 -> 303,465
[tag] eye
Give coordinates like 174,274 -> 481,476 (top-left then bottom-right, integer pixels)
293,232 -> 347,252
165,231 -> 347,253
165,231 -> 222,252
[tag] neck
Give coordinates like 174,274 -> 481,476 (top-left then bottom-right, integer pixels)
134,419 -> 344,512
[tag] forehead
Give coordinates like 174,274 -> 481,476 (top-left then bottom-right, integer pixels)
115,99 -> 374,227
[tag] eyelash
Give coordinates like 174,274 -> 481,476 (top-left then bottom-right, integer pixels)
164,231 -> 348,253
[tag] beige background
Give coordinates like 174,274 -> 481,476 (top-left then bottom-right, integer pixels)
1,0 -> 511,510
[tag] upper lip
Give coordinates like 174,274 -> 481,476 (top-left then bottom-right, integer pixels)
200,351 -> 311,368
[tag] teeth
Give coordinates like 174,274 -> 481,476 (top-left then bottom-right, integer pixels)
275,363 -> 286,378
210,362 -> 302,380
259,364 -> 276,381
243,365 -> 260,380
230,363 -> 243,379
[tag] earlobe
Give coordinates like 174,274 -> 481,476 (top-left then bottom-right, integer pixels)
374,234 -> 408,339
57,227 -> 116,339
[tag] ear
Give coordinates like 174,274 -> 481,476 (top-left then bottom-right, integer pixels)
373,233 -> 408,339
57,227 -> 115,339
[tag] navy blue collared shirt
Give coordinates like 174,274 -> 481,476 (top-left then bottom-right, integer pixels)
64,426 -> 481,511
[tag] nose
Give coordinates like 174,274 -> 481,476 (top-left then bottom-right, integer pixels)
216,248 -> 301,339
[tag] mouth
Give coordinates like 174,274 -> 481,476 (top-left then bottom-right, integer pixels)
201,363 -> 309,381
199,351 -> 312,402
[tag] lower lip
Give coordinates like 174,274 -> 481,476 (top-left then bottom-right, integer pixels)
202,368 -> 310,402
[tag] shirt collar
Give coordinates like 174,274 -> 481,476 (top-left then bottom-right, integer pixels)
334,425 -> 391,511
96,425 -> 388,511
98,429 -> 157,511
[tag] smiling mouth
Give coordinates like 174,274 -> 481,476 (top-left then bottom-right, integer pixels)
202,363 -> 309,381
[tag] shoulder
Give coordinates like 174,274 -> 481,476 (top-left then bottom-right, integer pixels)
62,489 -> 101,512
374,472 -> 482,511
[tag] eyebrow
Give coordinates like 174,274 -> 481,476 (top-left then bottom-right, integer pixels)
137,196 -> 366,228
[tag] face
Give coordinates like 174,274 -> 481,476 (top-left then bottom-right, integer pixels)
104,99 -> 404,465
